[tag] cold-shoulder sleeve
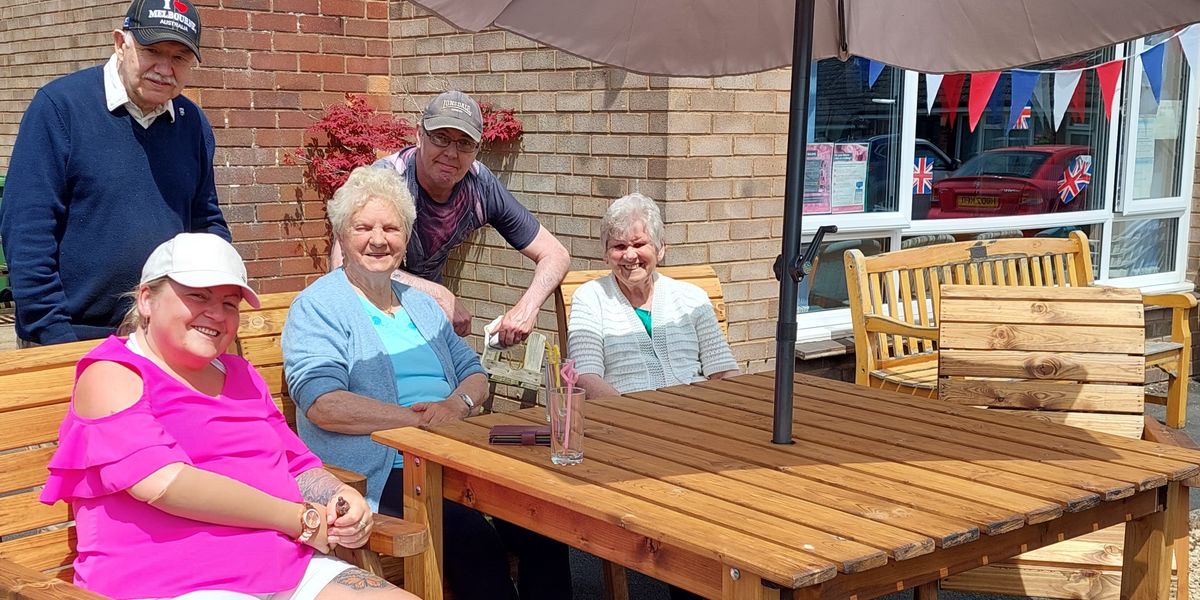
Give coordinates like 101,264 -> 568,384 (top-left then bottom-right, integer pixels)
40,400 -> 192,504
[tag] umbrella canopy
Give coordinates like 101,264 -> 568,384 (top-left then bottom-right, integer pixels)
406,0 -> 1200,442
407,0 -> 1200,76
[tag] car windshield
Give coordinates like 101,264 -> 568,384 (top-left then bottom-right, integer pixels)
954,151 -> 1049,178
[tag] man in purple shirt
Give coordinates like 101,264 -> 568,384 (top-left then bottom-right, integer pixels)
337,91 -> 570,348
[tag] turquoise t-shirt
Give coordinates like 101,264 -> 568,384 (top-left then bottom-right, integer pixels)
633,307 -> 652,337
359,297 -> 452,468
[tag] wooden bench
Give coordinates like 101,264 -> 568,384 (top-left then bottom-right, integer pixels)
553,264 -> 728,346
844,230 -> 1196,428
0,291 -> 427,598
933,284 -> 1194,599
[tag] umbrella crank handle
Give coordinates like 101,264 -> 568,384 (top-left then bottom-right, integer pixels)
774,225 -> 838,283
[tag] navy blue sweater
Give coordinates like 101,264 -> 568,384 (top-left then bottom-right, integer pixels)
0,65 -> 229,344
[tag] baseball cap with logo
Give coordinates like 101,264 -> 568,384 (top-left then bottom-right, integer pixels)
123,0 -> 203,62
141,233 -> 260,308
421,91 -> 484,142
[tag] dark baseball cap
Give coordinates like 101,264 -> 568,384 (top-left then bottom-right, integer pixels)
421,91 -> 483,142
123,0 -> 203,62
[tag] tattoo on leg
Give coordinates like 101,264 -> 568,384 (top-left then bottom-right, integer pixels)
333,567 -> 392,590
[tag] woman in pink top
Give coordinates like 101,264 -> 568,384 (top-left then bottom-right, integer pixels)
40,233 -> 420,600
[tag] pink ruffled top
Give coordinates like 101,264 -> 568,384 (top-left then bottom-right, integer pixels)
40,336 -> 323,599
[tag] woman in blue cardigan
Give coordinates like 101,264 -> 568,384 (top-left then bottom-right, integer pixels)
282,166 -> 569,600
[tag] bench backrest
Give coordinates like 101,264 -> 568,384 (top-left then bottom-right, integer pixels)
844,230 -> 1094,383
937,285 -> 1146,438
0,291 -> 298,584
553,264 -> 727,349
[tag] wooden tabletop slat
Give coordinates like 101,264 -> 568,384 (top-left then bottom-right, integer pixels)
371,426 -> 837,588
447,416 -> 889,574
500,410 -> 938,561
556,404 -> 981,549
589,394 -> 1025,535
612,391 -> 1062,525
759,374 -> 1200,482
702,378 -> 1134,502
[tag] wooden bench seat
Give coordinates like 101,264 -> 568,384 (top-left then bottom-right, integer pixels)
0,291 -> 426,598
845,230 -> 1196,427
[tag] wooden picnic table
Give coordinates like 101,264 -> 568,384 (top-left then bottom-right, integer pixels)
372,373 -> 1200,599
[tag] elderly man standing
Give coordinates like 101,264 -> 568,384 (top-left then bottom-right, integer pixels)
336,91 -> 570,348
0,0 -> 229,347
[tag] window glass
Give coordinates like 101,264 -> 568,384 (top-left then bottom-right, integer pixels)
1128,32 -> 1189,200
914,49 -> 1114,221
798,236 -> 890,313
805,58 -> 904,215
1109,218 -> 1178,277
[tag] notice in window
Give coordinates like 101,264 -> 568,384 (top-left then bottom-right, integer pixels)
830,143 -> 868,214
803,143 -> 833,214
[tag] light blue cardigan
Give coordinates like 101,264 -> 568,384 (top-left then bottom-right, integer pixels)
281,269 -> 485,508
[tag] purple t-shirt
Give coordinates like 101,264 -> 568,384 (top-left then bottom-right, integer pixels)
376,147 -> 540,283
40,336 -> 322,599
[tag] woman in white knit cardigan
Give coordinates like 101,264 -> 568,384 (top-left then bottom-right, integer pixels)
568,193 -> 739,399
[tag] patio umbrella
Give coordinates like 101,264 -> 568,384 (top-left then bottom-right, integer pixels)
406,0 -> 1200,442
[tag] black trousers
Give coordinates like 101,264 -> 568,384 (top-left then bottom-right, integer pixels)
380,468 -> 573,600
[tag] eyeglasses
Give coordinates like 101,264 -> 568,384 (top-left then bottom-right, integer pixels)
424,129 -> 480,153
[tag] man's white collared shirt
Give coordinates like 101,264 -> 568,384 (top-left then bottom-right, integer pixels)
103,54 -> 175,129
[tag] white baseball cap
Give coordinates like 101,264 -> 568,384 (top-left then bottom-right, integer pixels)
141,233 -> 261,308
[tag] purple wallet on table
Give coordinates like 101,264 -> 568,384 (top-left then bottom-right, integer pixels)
488,424 -> 551,446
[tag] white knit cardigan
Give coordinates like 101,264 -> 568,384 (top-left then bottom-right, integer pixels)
567,273 -> 738,393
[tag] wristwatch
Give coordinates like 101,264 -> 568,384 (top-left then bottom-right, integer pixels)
458,392 -> 477,416
296,502 -> 321,543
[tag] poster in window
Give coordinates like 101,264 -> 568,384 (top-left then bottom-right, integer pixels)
803,143 -> 833,214
830,143 -> 868,214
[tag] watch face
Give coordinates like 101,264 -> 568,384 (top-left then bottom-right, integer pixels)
302,508 -> 322,529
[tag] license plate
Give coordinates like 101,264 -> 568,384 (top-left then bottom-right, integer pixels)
957,195 -> 999,208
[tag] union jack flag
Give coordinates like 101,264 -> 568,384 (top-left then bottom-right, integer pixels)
1013,105 -> 1031,130
1057,155 -> 1092,204
913,157 -> 934,194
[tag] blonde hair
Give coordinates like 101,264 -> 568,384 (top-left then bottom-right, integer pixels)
115,278 -> 168,336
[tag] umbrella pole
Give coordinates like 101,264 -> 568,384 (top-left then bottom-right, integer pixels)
772,0 -> 818,445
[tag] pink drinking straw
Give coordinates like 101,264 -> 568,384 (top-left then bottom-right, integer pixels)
559,359 -> 579,451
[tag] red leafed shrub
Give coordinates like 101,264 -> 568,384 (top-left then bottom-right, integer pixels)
285,94 -> 523,199
479,101 -> 524,145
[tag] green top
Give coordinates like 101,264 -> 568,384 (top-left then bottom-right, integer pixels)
633,307 -> 652,337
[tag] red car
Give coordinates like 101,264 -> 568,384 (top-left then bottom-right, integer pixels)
929,145 -> 1092,218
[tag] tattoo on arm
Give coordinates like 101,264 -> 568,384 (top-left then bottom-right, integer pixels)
295,468 -> 346,505
332,567 -> 392,590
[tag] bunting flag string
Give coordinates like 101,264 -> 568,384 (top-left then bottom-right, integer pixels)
916,23 -> 1199,128
1007,70 -> 1039,131
924,73 -> 943,115
967,71 -> 1001,132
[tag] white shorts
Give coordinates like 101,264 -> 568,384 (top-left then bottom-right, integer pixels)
142,554 -> 356,600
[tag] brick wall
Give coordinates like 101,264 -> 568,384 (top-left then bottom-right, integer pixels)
0,0 -> 392,296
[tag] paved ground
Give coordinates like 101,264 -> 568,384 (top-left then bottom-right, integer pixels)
2,313 -> 1195,598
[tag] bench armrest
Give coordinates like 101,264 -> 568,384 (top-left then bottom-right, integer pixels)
1142,292 -> 1197,310
368,513 -> 430,558
1143,416 -> 1200,487
863,315 -> 939,340
325,464 -> 368,496
0,557 -> 108,599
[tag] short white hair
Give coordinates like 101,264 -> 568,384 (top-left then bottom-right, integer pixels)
600,193 -> 665,250
328,166 -> 416,239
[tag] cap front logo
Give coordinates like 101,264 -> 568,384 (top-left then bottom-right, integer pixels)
443,99 -> 472,116
147,0 -> 198,35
